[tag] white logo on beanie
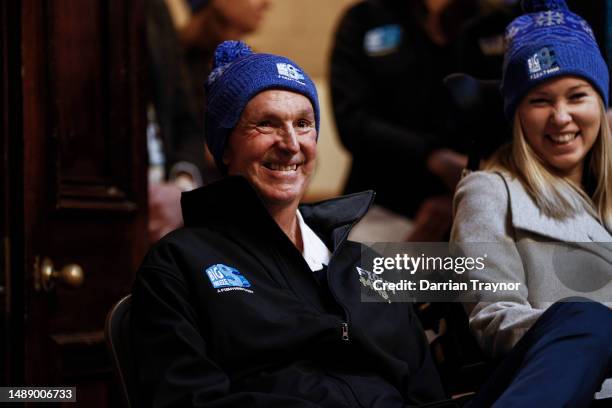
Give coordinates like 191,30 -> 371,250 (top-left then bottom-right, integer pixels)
276,63 -> 305,84
527,46 -> 560,79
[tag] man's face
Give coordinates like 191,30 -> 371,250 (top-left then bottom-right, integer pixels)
223,90 -> 317,210
213,0 -> 271,34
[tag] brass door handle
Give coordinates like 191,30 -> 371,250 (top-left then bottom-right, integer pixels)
35,256 -> 85,292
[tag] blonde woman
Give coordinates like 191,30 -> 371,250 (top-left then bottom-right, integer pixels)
451,0 -> 612,405
453,75 -> 612,354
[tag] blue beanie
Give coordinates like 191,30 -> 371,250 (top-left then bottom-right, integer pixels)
501,0 -> 609,119
205,41 -> 320,170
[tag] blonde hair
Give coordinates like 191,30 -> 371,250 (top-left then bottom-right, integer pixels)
486,98 -> 612,230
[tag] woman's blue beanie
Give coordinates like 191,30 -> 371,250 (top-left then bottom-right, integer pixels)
204,41 -> 320,170
501,0 -> 609,119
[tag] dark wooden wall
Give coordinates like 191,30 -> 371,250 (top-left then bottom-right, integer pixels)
2,1 -> 149,406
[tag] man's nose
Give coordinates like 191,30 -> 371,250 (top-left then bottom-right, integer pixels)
278,126 -> 300,153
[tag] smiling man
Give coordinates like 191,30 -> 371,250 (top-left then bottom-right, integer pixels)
221,89 -> 318,248
130,41 -> 447,407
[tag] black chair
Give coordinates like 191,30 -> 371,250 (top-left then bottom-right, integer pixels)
105,294 -> 135,408
415,302 -> 495,397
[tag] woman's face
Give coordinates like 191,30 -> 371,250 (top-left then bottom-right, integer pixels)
517,76 -> 601,182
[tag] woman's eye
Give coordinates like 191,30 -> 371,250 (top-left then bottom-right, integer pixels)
569,92 -> 587,101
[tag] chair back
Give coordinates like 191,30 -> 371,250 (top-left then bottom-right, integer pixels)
105,294 -> 135,408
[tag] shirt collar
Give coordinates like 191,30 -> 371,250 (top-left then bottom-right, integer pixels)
297,209 -> 331,272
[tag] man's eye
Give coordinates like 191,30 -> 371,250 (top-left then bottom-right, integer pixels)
257,120 -> 272,128
296,119 -> 312,128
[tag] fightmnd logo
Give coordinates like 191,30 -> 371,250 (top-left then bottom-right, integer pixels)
276,63 -> 305,84
363,24 -> 402,56
205,264 -> 252,292
527,46 -> 560,80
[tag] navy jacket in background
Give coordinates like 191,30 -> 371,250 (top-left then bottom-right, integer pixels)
330,0 -> 468,218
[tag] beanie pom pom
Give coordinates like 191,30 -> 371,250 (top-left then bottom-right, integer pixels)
521,0 -> 568,13
213,41 -> 253,70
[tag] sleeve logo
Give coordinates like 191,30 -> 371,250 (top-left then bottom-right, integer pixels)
205,264 -> 251,289
364,25 -> 402,56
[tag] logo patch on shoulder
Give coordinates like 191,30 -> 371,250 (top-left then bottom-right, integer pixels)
205,264 -> 253,293
364,25 -> 402,56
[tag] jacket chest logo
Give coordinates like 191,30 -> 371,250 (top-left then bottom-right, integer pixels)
204,264 -> 253,294
356,267 -> 392,303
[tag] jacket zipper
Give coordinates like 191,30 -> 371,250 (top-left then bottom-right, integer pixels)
341,322 -> 350,342
328,250 -> 353,344
328,192 -> 376,344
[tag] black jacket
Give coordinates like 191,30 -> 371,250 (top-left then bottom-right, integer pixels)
330,0 -> 468,217
131,176 -> 444,407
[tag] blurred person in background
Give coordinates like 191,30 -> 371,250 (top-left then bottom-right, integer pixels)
457,0 -> 521,80
147,0 -> 206,242
146,0 -> 272,242
178,0 -> 273,125
330,0 -> 479,243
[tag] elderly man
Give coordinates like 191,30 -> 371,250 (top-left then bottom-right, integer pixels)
131,41 -> 445,407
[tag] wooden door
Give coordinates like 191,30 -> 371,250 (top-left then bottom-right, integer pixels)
2,0 -> 148,406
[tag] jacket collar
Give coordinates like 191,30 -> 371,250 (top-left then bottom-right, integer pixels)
299,191 -> 375,250
500,172 -> 612,243
181,176 -> 375,249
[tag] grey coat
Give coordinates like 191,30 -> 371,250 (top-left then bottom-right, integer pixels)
451,170 -> 612,357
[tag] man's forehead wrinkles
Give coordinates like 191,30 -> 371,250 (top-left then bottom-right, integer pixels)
244,106 -> 314,119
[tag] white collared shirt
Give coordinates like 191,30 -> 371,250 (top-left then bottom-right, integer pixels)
296,210 -> 331,272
